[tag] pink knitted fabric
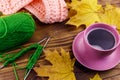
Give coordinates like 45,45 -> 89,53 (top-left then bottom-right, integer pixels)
0,0 -> 33,15
25,0 -> 68,23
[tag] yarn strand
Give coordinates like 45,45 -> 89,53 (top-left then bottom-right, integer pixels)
0,12 -> 36,52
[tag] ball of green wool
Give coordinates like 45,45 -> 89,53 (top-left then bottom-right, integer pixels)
0,12 -> 36,52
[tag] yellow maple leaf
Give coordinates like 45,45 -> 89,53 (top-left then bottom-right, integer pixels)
99,4 -> 120,30
90,74 -> 102,80
66,0 -> 120,32
34,48 -> 76,80
66,0 -> 102,27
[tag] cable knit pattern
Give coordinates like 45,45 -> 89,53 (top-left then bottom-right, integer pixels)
25,0 -> 68,24
45,0 -> 60,23
24,0 -> 46,22
0,0 -> 33,15
58,0 -> 68,22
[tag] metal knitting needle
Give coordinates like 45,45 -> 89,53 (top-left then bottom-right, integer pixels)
38,36 -> 48,44
0,37 -> 49,69
0,65 -> 4,69
24,37 -> 50,80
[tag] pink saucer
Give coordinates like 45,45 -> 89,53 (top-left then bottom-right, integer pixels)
72,31 -> 120,71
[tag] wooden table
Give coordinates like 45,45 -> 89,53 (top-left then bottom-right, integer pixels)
1,0 -> 120,80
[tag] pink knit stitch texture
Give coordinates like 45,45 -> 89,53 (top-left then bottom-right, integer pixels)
25,0 -> 68,23
0,0 -> 33,15
25,0 -> 46,23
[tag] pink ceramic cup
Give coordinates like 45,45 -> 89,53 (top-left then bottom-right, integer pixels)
84,23 -> 120,54
72,23 -> 120,71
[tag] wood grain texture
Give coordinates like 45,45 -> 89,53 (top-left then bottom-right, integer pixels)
0,0 -> 120,80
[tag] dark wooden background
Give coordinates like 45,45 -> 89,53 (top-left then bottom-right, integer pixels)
0,0 -> 120,80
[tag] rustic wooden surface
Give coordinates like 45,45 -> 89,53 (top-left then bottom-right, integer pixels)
0,0 -> 120,80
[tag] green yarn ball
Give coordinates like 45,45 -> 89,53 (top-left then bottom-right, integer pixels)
0,12 -> 36,52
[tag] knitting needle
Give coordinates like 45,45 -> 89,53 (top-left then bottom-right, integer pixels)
0,36 -> 49,69
0,65 -> 4,69
24,37 -> 50,80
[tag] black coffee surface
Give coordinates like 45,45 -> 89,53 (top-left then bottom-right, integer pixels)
87,28 -> 115,50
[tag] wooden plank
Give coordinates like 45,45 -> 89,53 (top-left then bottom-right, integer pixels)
0,0 -> 120,80
0,20 -> 84,80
